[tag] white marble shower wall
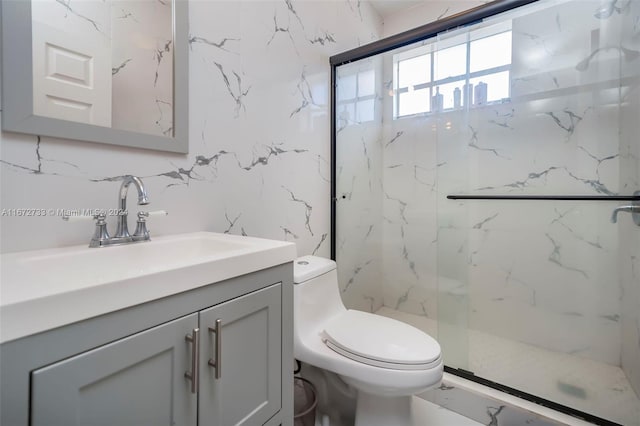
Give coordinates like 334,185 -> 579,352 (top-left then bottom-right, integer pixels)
377,0 -> 640,368
620,0 -> 640,398
335,0 -> 493,325
381,110 -> 440,322
335,55 -> 386,312
0,1 -> 382,258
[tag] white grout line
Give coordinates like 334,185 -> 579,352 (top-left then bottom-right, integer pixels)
443,372 -> 597,426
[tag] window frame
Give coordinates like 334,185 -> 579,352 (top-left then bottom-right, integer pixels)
336,69 -> 377,125
393,29 -> 513,119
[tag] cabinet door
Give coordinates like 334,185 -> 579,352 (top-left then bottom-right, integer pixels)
199,283 -> 282,426
31,313 -> 199,426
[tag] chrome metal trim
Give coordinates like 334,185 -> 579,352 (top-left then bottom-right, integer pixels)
184,328 -> 200,394
208,319 -> 222,379
611,191 -> 640,226
114,176 -> 149,239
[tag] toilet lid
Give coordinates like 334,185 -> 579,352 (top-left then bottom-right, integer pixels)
322,310 -> 441,369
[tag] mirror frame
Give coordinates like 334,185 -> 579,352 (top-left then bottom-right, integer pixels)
1,0 -> 189,154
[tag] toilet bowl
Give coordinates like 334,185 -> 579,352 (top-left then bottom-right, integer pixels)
293,255 -> 443,426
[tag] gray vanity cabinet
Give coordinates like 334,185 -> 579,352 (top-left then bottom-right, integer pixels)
28,285 -> 283,426
199,284 -> 282,425
30,313 -> 199,426
0,263 -> 293,426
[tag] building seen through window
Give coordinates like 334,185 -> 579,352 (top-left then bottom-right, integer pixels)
394,28 -> 512,118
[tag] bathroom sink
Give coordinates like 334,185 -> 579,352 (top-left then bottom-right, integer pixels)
0,232 -> 296,343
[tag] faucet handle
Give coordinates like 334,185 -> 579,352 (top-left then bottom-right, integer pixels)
133,210 -> 168,241
62,213 -> 102,222
90,213 -> 110,248
63,213 -> 111,248
140,210 -> 168,218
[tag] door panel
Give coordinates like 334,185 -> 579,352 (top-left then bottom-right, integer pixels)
32,19 -> 111,126
199,283 -> 282,426
31,313 -> 198,426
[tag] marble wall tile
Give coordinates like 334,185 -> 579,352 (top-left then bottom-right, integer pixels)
381,120 -> 440,322
31,0 -> 111,38
335,55 -> 386,311
382,1 -> 487,39
335,0 -> 639,374
0,1 -> 383,258
619,0 -> 640,398
434,0 -> 637,366
112,0 -> 174,136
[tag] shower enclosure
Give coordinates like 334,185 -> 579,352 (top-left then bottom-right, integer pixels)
332,0 -> 640,424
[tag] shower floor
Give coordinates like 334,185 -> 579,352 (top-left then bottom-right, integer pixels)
376,307 -> 640,426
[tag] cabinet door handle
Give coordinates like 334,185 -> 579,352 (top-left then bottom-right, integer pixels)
184,328 -> 200,394
208,319 -> 222,379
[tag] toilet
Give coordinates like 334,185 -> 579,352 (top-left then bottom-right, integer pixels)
293,255 -> 443,426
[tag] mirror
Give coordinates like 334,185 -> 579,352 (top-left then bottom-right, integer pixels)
1,0 -> 188,153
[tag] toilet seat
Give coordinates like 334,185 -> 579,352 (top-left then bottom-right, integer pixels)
322,310 -> 441,371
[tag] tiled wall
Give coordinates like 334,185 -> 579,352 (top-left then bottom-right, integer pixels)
335,0 -> 486,325
335,55 -> 386,311
448,0 -> 637,368
336,0 -> 640,374
0,1 -> 382,265
381,1 -> 486,39
620,0 -> 640,396
111,0 -> 174,136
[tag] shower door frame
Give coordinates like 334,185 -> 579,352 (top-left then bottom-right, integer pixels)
330,0 -> 539,260
329,1 -> 632,424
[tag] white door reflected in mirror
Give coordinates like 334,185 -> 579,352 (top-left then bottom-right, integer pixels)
30,0 -> 174,137
32,20 -> 112,127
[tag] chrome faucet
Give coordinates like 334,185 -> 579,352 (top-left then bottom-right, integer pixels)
114,175 -> 149,239
611,205 -> 640,224
611,191 -> 640,226
63,175 -> 169,247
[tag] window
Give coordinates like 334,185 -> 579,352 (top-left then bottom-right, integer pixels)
394,28 -> 512,118
337,69 -> 376,125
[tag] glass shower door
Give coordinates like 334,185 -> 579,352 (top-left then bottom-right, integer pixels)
435,1 -> 640,424
333,0 -> 639,423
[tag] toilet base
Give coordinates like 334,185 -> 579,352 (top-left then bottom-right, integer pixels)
354,392 -> 418,426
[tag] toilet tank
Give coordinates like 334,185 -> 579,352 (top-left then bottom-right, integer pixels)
293,256 -> 347,338
294,255 -> 337,284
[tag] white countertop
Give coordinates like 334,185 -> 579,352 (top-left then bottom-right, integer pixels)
0,232 -> 296,344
